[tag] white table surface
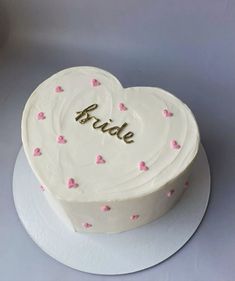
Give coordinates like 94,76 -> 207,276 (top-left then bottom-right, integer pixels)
0,0 -> 235,280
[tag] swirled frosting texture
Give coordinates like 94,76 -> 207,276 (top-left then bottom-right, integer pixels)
22,67 -> 199,203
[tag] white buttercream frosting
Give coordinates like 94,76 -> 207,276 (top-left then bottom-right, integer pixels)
21,67 -> 200,233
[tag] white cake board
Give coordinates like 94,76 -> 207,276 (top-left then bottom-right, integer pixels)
13,144 -> 210,275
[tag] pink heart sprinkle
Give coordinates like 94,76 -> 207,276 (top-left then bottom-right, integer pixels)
57,135 -> 67,144
55,86 -> 64,93
119,102 -> 128,111
96,155 -> 106,164
92,79 -> 101,87
139,161 -> 149,171
170,140 -> 181,149
67,178 -> 78,189
162,109 -> 173,117
37,112 -> 46,120
33,148 -> 41,156
130,214 -> 140,220
167,189 -> 175,197
100,205 -> 111,212
82,222 -> 92,229
40,185 -> 45,191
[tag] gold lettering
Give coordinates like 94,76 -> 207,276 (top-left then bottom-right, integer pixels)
100,120 -> 114,132
75,104 -> 135,144
92,117 -> 102,129
107,126 -> 120,136
75,104 -> 98,123
116,122 -> 128,140
123,132 -> 134,144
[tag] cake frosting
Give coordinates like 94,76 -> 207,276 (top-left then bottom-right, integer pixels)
21,66 -> 200,233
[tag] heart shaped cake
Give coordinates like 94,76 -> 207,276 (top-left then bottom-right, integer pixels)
21,67 -> 200,233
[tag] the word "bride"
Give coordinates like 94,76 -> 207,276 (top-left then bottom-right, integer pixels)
75,104 -> 134,144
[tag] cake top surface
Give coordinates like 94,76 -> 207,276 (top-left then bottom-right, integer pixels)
21,67 -> 199,202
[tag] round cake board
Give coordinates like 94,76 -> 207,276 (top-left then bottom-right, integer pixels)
13,144 -> 210,275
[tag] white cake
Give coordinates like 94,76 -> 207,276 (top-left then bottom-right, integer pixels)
21,66 -> 200,233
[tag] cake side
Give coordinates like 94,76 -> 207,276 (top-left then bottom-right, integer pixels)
43,161 -> 194,233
